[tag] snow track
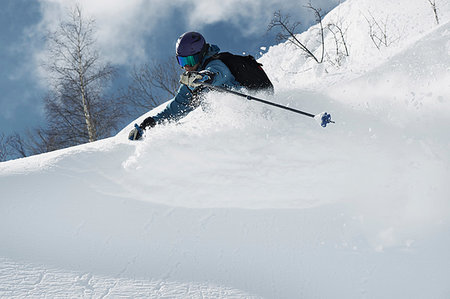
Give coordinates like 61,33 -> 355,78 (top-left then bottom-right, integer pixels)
0,258 -> 260,298
1,88 -> 449,297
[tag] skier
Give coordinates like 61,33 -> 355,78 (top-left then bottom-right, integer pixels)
128,31 -> 272,140
128,32 -> 273,140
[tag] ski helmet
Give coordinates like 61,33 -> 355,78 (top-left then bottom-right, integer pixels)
176,32 -> 207,57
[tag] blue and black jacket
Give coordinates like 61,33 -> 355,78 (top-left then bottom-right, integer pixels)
139,44 -> 241,130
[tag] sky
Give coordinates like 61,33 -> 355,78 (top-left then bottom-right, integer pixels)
0,0 -> 341,136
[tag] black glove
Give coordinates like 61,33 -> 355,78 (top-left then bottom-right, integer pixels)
128,117 -> 156,141
140,116 -> 156,130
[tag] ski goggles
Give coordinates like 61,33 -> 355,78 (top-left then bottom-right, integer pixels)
176,52 -> 202,67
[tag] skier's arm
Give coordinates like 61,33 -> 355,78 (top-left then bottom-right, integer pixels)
204,59 -> 240,89
147,84 -> 196,125
136,60 -> 239,132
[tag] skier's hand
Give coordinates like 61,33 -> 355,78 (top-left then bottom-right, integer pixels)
180,71 -> 203,88
128,124 -> 144,140
180,70 -> 213,88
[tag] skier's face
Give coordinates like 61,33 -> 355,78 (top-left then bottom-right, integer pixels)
184,63 -> 200,72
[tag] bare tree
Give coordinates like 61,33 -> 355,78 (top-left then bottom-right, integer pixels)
120,57 -> 181,118
427,0 -> 440,25
268,11 -> 322,63
0,131 -> 38,161
304,2 -> 326,63
326,17 -> 349,66
4,128 -> 57,160
44,5 -> 120,145
5,133 -> 27,159
0,133 -> 11,162
363,12 -> 398,50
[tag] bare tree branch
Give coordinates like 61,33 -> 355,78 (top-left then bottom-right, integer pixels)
119,57 -> 181,118
268,10 -> 321,63
0,133 -> 11,162
326,16 -> 350,66
268,3 -> 328,64
363,11 -> 399,50
427,0 -> 440,25
304,2 -> 326,63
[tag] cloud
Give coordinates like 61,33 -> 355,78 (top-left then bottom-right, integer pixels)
183,0 -> 344,35
35,0 -> 159,64
33,0 -> 342,67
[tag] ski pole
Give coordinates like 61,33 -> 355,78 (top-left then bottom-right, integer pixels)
199,82 -> 335,128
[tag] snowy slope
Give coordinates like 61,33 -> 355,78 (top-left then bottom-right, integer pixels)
1,0 -> 450,298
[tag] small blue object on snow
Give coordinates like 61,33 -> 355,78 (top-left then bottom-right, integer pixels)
314,112 -> 335,128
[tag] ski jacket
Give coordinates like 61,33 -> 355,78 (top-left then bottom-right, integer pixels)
151,44 -> 241,124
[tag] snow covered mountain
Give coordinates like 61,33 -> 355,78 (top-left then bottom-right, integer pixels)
1,0 -> 449,297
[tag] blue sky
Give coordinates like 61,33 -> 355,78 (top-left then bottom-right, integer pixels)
0,0 -> 340,136
1,0 -> 44,134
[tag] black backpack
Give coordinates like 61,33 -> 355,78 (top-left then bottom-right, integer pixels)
203,52 -> 274,92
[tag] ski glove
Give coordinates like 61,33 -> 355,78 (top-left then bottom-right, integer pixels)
128,117 -> 157,140
128,124 -> 144,140
180,70 -> 214,88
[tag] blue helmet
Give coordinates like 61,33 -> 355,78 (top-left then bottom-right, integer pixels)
176,32 -> 207,57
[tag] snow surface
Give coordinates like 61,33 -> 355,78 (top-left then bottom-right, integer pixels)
1,0 -> 450,297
